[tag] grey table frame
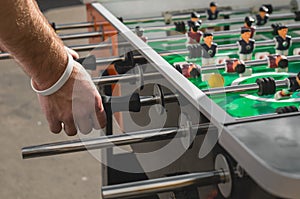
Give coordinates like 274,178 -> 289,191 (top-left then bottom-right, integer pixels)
92,3 -> 300,198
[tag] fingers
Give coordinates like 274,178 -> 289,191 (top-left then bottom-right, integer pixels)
75,96 -> 106,133
91,113 -> 101,130
76,117 -> 93,135
96,107 -> 107,129
95,95 -> 107,129
48,118 -> 62,134
91,108 -> 106,130
38,61 -> 107,136
63,117 -> 78,136
46,114 -> 78,136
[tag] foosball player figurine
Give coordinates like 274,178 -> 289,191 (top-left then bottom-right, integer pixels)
256,6 -> 269,26
174,62 -> 201,79
237,28 -> 255,61
174,61 -> 224,88
208,59 -> 247,89
207,2 -> 219,20
135,26 -> 147,43
187,12 -> 202,29
271,23 -> 281,36
201,32 -> 218,66
186,22 -> 203,45
267,54 -> 289,72
225,58 -> 250,77
206,2 -> 220,31
243,16 -> 256,38
174,21 -> 186,34
274,25 -> 291,56
275,72 -> 300,100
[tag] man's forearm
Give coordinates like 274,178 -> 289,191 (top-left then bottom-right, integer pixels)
0,0 -> 67,89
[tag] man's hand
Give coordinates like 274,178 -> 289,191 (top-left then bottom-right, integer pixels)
0,0 -> 107,135
65,47 -> 79,60
37,61 -> 106,136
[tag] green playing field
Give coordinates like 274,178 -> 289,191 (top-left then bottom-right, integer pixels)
147,30 -> 300,118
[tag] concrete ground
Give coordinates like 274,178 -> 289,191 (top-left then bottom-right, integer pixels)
0,5 -> 102,199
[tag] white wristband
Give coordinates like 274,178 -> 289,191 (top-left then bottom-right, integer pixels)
31,52 -> 74,96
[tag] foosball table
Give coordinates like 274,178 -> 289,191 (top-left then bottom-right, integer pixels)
8,1 -> 300,199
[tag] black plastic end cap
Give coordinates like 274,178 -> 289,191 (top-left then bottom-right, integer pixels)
295,11 -> 300,21
129,93 -> 141,112
278,58 -> 288,68
235,64 -> 246,74
190,68 -> 201,78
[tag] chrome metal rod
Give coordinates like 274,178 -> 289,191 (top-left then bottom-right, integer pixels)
61,22 -> 300,52
95,56 -> 124,65
114,37 -> 300,65
140,12 -> 296,31
93,55 -> 300,86
22,123 -> 211,159
70,43 -> 113,52
102,170 -> 227,199
59,31 -> 102,40
0,52 -> 11,60
2,24 -> 300,59
214,23 -> 300,36
203,79 -> 289,95
92,72 -> 161,85
159,37 -> 300,58
69,34 -> 184,52
139,93 -> 178,106
55,22 -> 95,30
201,55 -> 300,72
52,8 -> 237,30
50,4 -> 290,29
124,8 -> 243,24
122,37 -> 300,62
58,12 -> 292,34
54,21 -> 109,30
63,23 -> 300,52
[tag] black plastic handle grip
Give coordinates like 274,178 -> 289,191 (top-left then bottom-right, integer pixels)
102,92 -> 141,113
76,55 -> 97,70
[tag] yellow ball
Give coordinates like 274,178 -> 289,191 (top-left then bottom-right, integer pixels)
208,74 -> 225,88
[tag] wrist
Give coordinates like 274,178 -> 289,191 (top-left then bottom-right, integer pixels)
32,44 -> 69,90
31,51 -> 75,96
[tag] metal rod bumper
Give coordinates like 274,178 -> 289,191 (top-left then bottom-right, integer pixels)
22,123 -> 211,159
102,170 -> 227,199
